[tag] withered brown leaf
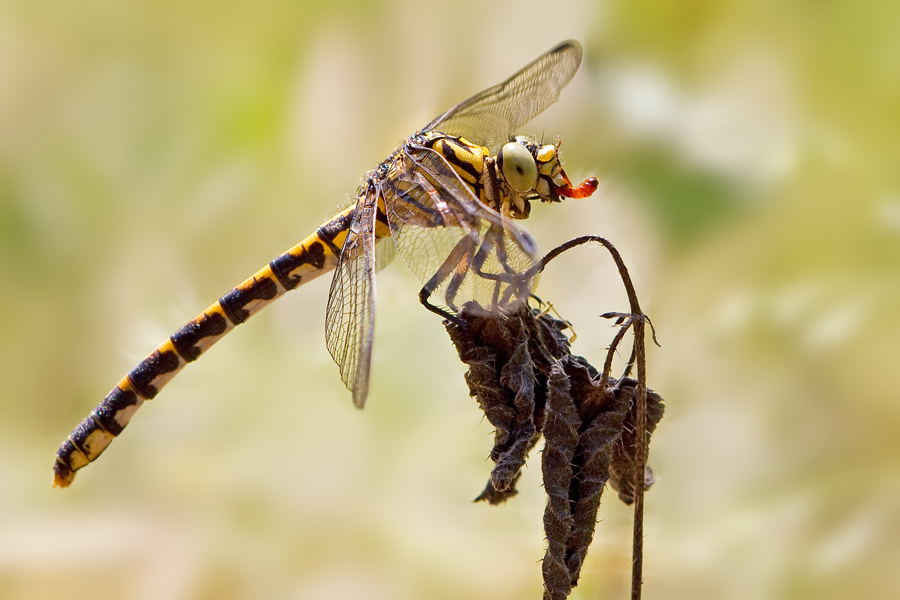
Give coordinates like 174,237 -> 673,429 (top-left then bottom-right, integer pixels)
446,303 -> 664,600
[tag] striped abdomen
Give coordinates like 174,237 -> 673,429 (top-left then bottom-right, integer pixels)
53,204 -> 386,487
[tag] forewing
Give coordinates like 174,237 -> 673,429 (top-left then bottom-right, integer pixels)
384,146 -> 539,314
325,192 -> 378,408
423,40 -> 583,151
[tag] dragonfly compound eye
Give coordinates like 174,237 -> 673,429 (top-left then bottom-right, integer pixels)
500,141 -> 539,193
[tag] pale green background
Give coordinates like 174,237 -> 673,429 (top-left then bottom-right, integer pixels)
1,0 -> 898,599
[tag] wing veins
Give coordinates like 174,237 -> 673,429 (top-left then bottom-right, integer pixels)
423,40 -> 583,150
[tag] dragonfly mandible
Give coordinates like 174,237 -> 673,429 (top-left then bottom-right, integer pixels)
53,40 -> 599,487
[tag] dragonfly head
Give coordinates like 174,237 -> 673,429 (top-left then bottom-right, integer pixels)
497,136 -> 599,218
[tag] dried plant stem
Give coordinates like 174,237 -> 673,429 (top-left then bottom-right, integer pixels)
536,236 -> 650,600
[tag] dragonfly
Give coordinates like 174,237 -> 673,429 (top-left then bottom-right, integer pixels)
53,40 -> 599,488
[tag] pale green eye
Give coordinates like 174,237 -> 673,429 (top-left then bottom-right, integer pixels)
500,141 -> 538,193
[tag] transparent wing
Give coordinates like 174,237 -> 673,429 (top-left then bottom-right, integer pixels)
423,40 -> 583,151
374,227 -> 397,271
325,193 -> 378,408
383,145 -> 539,315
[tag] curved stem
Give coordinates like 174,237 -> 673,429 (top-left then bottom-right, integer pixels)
535,235 -> 649,600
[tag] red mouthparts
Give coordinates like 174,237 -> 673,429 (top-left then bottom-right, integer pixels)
557,176 -> 599,200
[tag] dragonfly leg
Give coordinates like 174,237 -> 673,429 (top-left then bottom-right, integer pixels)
453,223 -> 532,314
419,286 -> 464,325
418,233 -> 479,325
443,225 -> 499,312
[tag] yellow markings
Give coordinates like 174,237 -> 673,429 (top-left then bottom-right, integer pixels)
193,305 -> 235,357
205,303 -> 233,328
148,339 -> 186,392
114,377 -> 146,422
245,265 -> 280,290
62,445 -> 90,471
535,144 -> 569,190
536,144 -> 556,163
256,267 -> 287,297
238,267 -> 286,321
79,428 -> 115,460
454,136 -> 484,158
374,220 -> 391,238
278,234 -> 343,283
434,137 -> 485,187
328,228 -> 351,252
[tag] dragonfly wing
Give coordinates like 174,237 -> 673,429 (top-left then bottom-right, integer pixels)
423,40 -> 583,151
384,145 -> 539,315
325,191 -> 379,408
374,227 -> 397,271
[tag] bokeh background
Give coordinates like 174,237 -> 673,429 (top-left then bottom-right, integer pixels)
2,0 -> 898,598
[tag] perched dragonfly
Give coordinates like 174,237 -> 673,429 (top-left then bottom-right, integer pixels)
53,40 -> 599,487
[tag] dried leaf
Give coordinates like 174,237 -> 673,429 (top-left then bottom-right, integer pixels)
446,302 -> 665,599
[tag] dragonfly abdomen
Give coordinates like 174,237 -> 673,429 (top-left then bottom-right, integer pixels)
53,205 -> 365,487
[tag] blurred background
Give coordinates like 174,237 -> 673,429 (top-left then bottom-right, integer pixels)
1,0 -> 898,598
